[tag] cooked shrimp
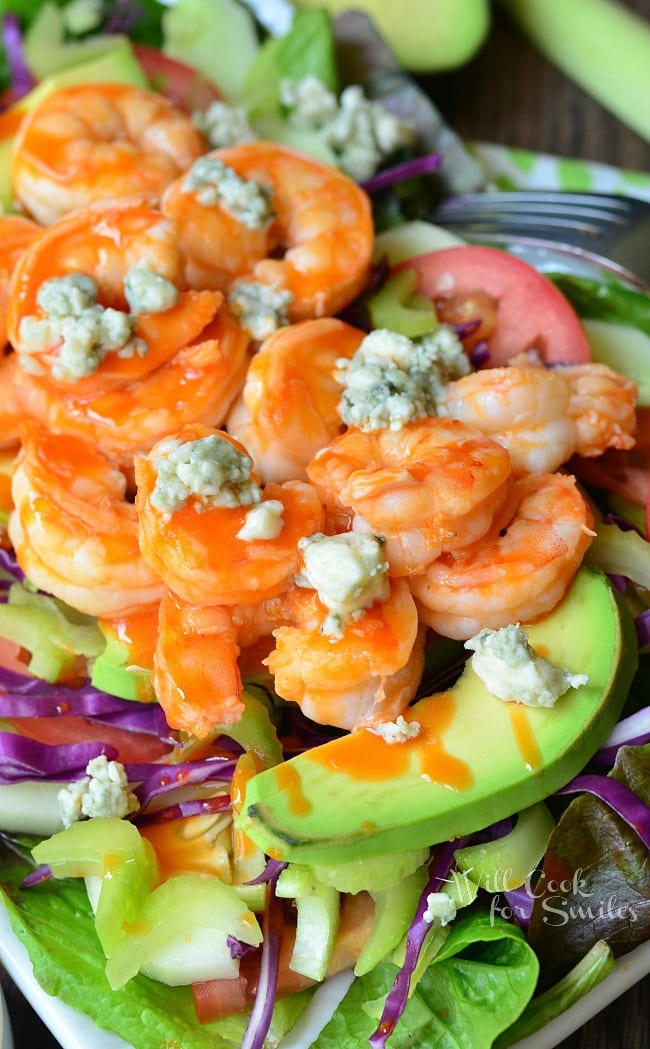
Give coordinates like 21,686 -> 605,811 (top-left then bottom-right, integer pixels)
267,582 -> 425,731
6,200 -> 250,461
8,424 -> 164,617
161,142 -> 373,320
442,363 -> 636,475
11,83 -> 205,225
307,417 -> 514,576
0,215 -> 42,447
410,472 -> 594,639
226,318 -> 365,483
153,591 -> 244,737
135,425 -> 323,606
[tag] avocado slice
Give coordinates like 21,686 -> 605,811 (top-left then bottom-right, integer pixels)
240,568 -> 637,865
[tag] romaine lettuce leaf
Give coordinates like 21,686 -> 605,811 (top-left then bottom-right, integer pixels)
549,274 -> 650,336
313,911 -> 539,1049
0,834 -> 311,1049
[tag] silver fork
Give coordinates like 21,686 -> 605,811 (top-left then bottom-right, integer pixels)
431,191 -> 650,292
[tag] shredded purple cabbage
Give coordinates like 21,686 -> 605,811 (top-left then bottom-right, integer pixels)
360,152 -> 441,194
0,732 -> 118,782
132,757 -> 238,809
240,870 -> 283,1049
453,319 -> 481,340
635,609 -> 650,650
1,14 -> 34,101
102,0 -> 143,35
594,706 -> 650,767
602,512 -> 645,536
608,573 -> 629,595
0,547 -> 24,585
469,340 -> 490,367
227,934 -> 259,961
369,840 -> 457,1049
557,774 -> 650,850
135,793 -> 231,825
503,884 -> 535,928
245,857 -> 288,885
21,864 -> 52,889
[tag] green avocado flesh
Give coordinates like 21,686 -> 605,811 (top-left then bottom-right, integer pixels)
240,568 -> 637,865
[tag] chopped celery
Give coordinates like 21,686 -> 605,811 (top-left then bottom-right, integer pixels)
162,0 -> 260,102
277,865 -> 340,981
23,4 -> 131,79
310,846 -> 430,895
105,872 -> 262,990
454,804 -> 556,892
0,582 -> 104,682
354,866 -> 428,976
499,0 -> 650,141
587,518 -> 650,590
583,319 -> 650,406
373,221 -> 465,265
367,269 -> 438,338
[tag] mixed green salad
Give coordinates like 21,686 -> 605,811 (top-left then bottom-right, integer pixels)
0,2 -> 648,1049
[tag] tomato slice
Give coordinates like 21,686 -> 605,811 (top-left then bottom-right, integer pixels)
402,246 -> 591,367
8,715 -> 171,764
132,44 -> 222,112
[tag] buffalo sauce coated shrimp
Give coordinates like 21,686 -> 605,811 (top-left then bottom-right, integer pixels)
410,472 -> 595,639
135,424 -> 323,606
12,83 -> 206,225
8,424 -> 164,617
0,215 -> 42,447
161,142 -> 374,319
307,417 -> 514,576
442,362 -> 637,475
6,200 -> 250,460
226,318 -> 365,483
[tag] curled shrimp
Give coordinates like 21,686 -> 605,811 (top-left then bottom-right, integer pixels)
161,142 -> 373,320
266,582 -> 425,731
442,362 -> 636,475
135,425 -> 323,606
0,215 -> 41,447
7,200 -> 250,461
307,417 -> 514,576
153,591 -> 244,737
226,318 -> 365,483
8,424 -> 164,617
11,83 -> 205,225
410,472 -> 594,640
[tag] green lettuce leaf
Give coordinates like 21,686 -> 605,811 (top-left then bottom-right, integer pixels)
314,911 -> 539,1049
528,744 -> 650,986
549,274 -> 650,336
242,9 -> 338,116
495,940 -> 615,1048
0,835 -> 311,1049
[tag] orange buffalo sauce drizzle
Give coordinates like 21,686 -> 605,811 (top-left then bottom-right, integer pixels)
104,605 -> 159,669
508,706 -> 542,772
296,691 -> 473,794
274,762 -> 313,817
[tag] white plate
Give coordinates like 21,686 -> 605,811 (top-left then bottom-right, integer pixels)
1,901 -> 649,1049
0,982 -> 14,1049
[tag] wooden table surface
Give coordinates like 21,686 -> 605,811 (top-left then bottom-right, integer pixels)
2,2 -> 650,1048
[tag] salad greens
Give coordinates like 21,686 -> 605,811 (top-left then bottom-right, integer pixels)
313,913 -> 539,1049
0,2 -> 649,1049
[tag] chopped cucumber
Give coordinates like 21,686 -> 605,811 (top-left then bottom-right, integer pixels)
373,220 -> 465,265
583,318 -> 650,405
162,0 -> 260,102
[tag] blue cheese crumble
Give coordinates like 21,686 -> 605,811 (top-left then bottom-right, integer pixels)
57,756 -> 139,828
371,715 -> 421,744
279,77 -> 415,182
237,499 -> 284,541
337,326 -> 470,431
465,623 -> 589,708
124,267 -> 179,314
150,434 -> 262,514
228,281 -> 293,341
296,531 -> 389,636
193,101 -> 258,148
423,891 -> 457,926
18,273 -> 145,381
182,156 -> 275,228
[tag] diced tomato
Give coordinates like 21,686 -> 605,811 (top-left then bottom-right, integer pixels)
402,246 -> 591,366
0,636 -> 30,675
193,975 -> 248,1024
8,715 -> 171,763
132,44 -> 222,113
